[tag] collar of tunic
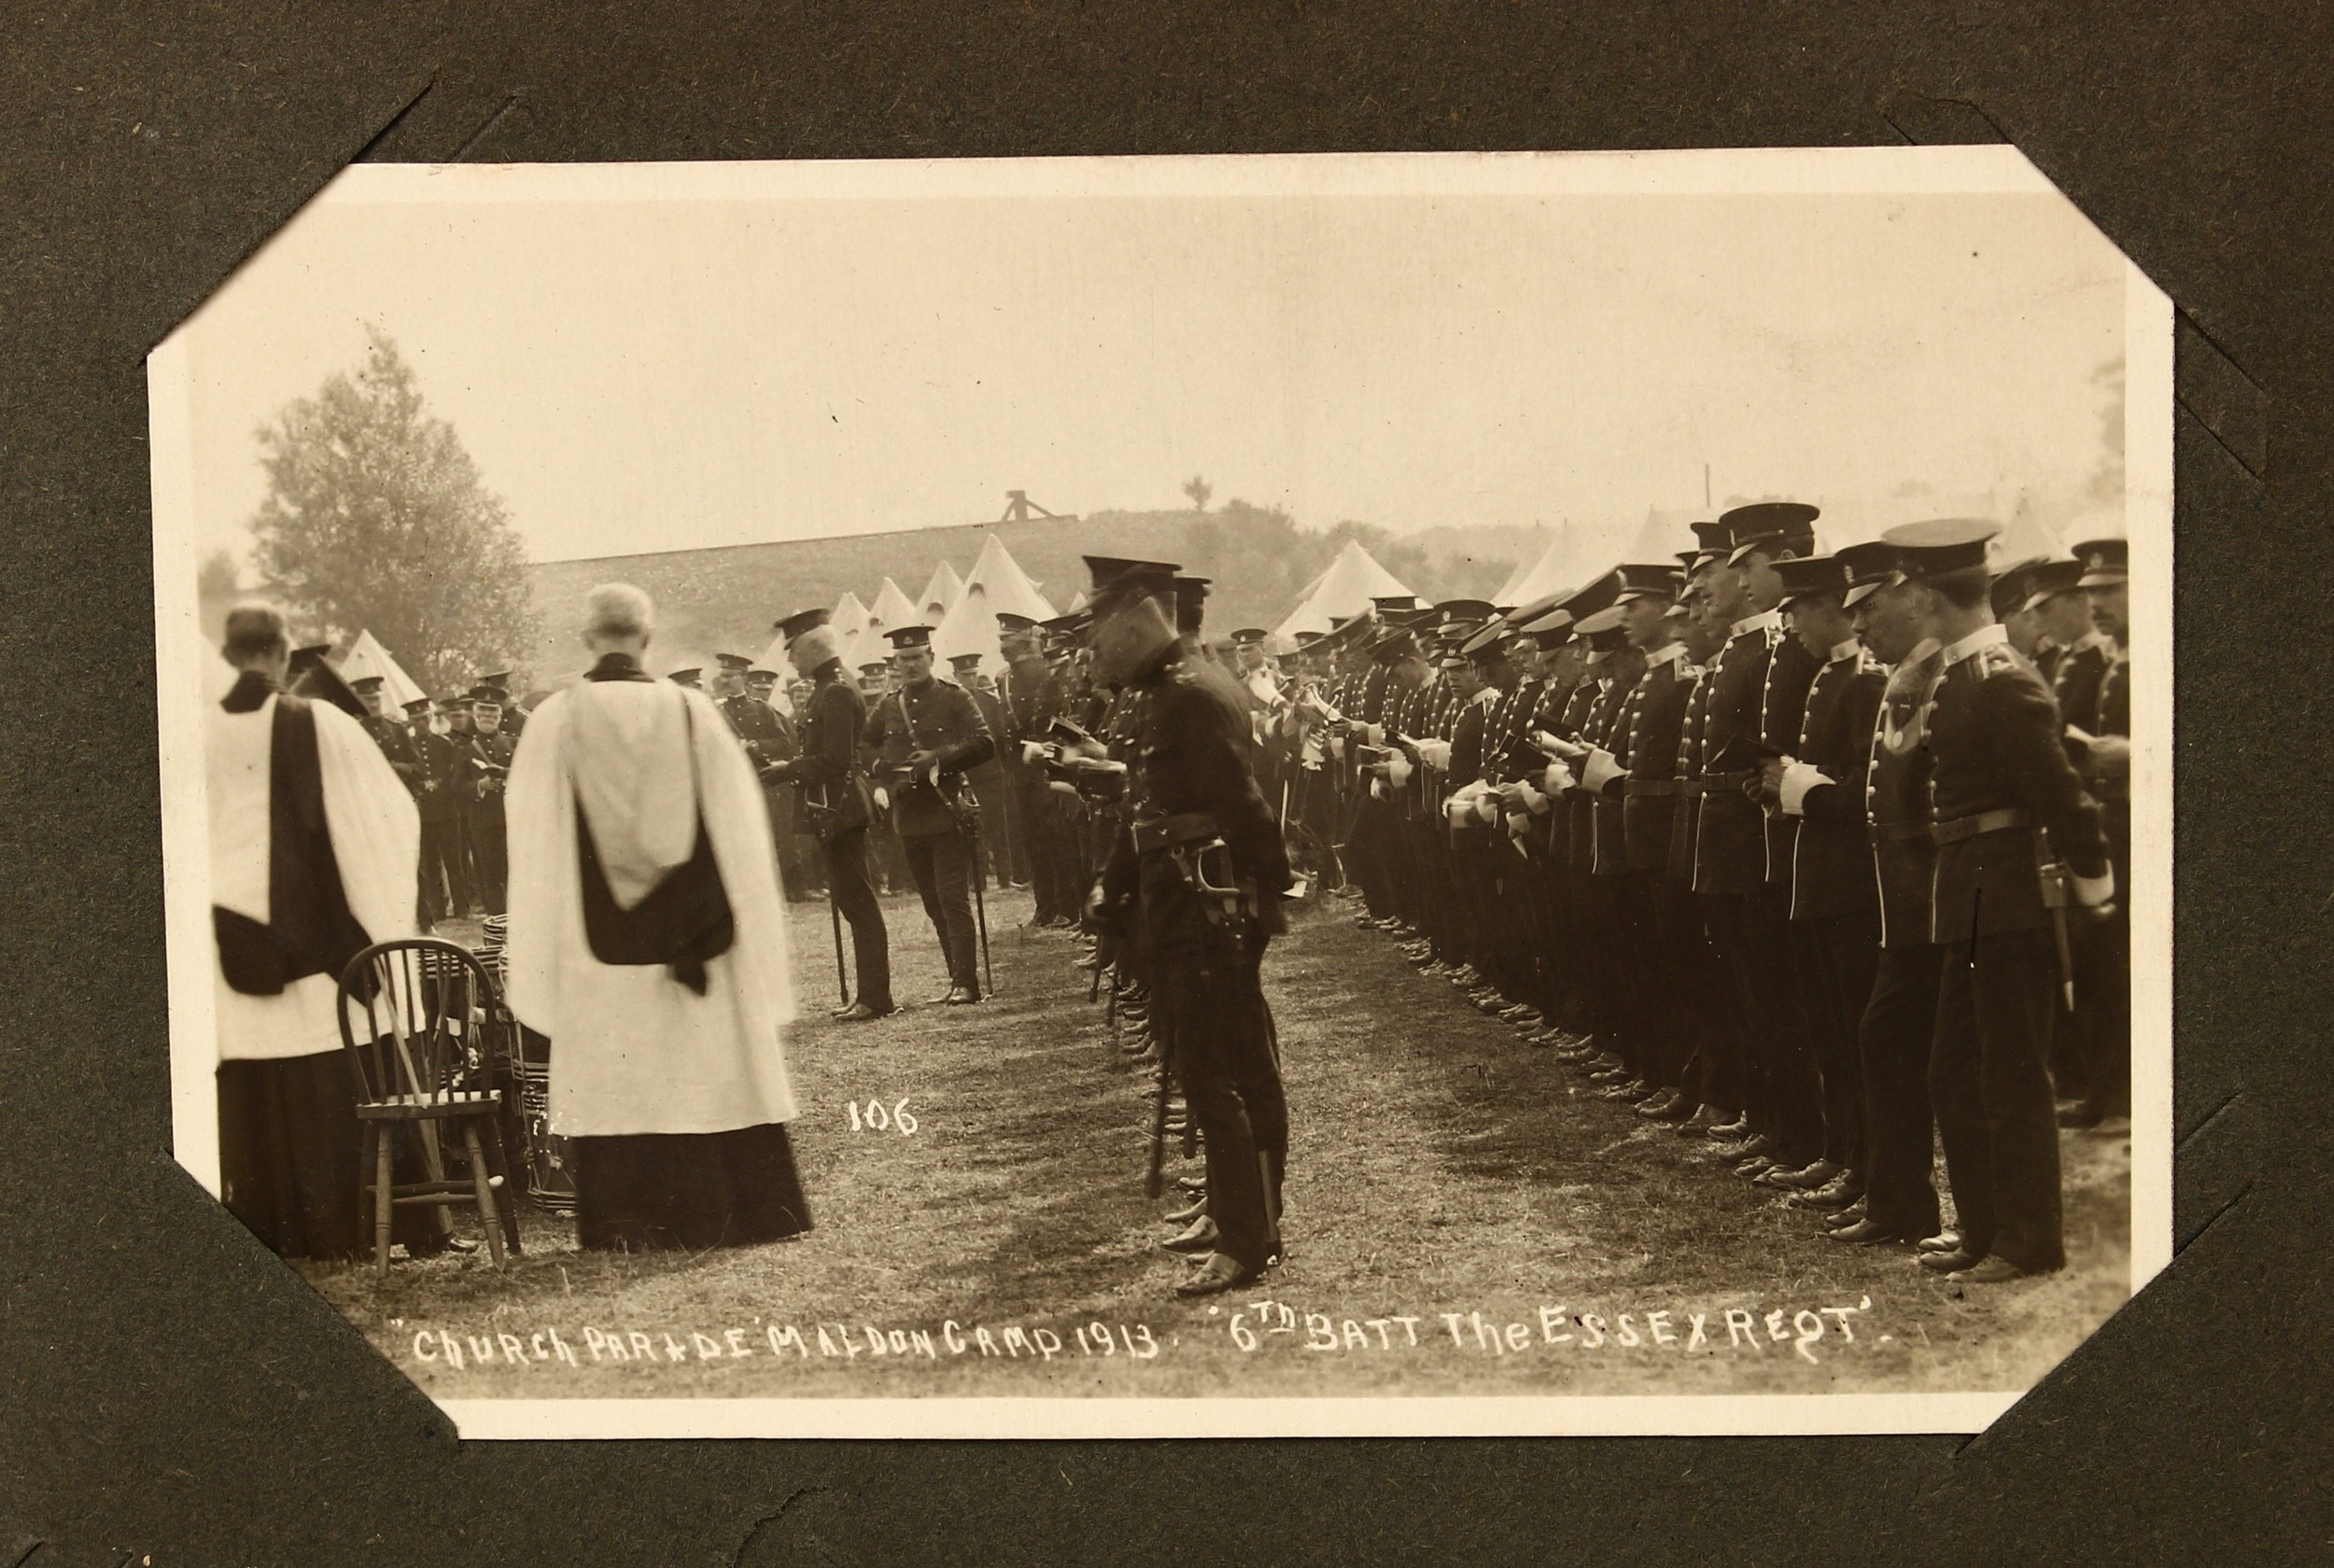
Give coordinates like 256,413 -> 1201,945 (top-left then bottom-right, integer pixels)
1939,623 -> 2010,667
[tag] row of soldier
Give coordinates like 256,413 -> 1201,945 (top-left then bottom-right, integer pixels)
1225,502 -> 2130,1284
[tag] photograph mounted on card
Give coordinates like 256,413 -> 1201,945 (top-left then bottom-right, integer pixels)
145,146 -> 2172,1439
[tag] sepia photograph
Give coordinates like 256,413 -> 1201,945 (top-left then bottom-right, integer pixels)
146,147 -> 2172,1438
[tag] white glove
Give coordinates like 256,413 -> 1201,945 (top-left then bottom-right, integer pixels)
1370,777 -> 1389,801
1417,738 -> 1454,771
1543,761 -> 1575,794
2073,868 -> 2116,908
1777,758 -> 1835,816
872,786 -> 892,811
1473,793 -> 1499,823
1019,739 -> 1049,765
1329,735 -> 1345,761
1386,755 -> 1413,787
1582,747 -> 1625,794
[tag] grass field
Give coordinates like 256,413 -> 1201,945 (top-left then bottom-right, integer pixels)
306,885 -> 2131,1403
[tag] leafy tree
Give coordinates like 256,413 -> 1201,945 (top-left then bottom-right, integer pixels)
1182,474 -> 1214,511
247,327 -> 537,694
196,548 -> 241,602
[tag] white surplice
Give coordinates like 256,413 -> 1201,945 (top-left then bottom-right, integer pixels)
503,678 -> 799,1137
207,692 -> 420,1062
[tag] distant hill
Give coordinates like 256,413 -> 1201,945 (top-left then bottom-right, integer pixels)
520,501 -> 1526,686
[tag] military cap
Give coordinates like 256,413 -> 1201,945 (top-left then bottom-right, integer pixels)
1988,554 -> 2049,619
1366,627 -> 1417,663
434,694 -> 467,713
1230,627 -> 1268,646
775,608 -> 831,642
857,660 -> 891,675
1039,611 -> 1089,636
1458,620 -> 1511,657
1432,597 -> 1497,625
715,651 -> 752,670
1683,521 -> 1733,572
1771,553 -> 1852,607
349,675 -> 386,694
947,651 -> 984,667
884,624 -> 935,651
1879,518 -> 2000,581
2018,557 -> 2088,611
1722,500 -> 1821,566
1292,628 -> 1324,645
996,612 -> 1039,635
478,671 -> 513,693
2072,537 -> 2129,587
745,665 -> 780,682
1555,570 -> 1623,624
465,684 -> 504,705
1611,563 -> 1682,604
1837,541 -> 1904,609
668,667 -> 703,687
1573,603 -> 1630,655
400,696 -> 433,716
1369,594 -> 1419,614
1085,556 -> 1180,611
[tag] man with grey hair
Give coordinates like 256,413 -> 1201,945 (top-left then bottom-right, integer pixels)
503,582 -> 811,1250
207,603 -> 429,1259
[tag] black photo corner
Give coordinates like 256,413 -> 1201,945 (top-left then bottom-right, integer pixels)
5,4 -> 2331,1563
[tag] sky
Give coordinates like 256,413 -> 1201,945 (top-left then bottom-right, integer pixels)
170,156 -> 2132,567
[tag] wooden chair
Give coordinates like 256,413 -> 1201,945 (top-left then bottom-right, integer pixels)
336,938 -> 521,1276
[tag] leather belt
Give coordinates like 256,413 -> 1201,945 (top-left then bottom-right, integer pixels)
1869,819 -> 1933,845
1931,807 -> 2032,846
1132,811 -> 1220,852
1694,770 -> 1757,794
1625,778 -> 1679,797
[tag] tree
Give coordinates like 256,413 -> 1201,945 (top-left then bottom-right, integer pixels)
1182,475 -> 1214,511
196,548 -> 241,602
248,326 -> 538,694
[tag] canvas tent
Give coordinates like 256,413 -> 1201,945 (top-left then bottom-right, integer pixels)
916,561 -> 964,623
829,590 -> 874,670
866,576 -> 921,639
932,534 -> 1058,673
1269,538 -> 1415,646
337,629 -> 429,709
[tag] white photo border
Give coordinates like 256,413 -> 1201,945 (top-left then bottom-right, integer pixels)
148,145 -> 2175,1440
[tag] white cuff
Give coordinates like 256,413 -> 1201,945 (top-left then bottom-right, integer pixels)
1474,794 -> 1499,823
1582,748 -> 1624,793
1364,724 -> 1385,747
1386,755 -> 1413,787
1418,739 -> 1454,771
2073,869 -> 2116,908
1543,762 -> 1575,794
1778,760 -> 1835,817
1370,777 -> 1388,801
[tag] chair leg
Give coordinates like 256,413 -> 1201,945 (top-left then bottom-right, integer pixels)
372,1122 -> 394,1279
483,1117 -> 524,1256
461,1122 -> 507,1268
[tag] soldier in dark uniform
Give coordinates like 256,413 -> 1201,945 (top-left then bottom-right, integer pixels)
1883,519 -> 2116,1283
2032,559 -> 2112,735
719,653 -> 806,896
1693,502 -> 1825,1184
768,608 -> 893,1020
414,695 -> 471,922
1765,553 -> 1887,1203
1821,541 -> 1948,1248
746,664 -> 816,902
999,614 -> 1062,917
2065,537 -> 2132,1129
430,694 -> 480,917
462,684 -> 516,917
1086,556 -> 1294,1296
1576,567 -> 1701,1116
861,625 -> 995,1005
949,651 -> 1015,892
352,676 -> 422,782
